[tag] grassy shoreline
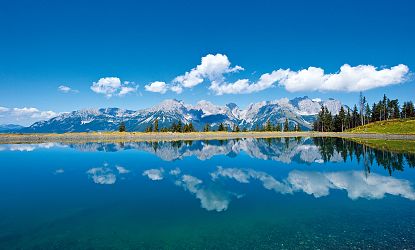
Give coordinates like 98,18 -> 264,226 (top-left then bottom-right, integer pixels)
349,118 -> 415,134
1,131 -> 415,144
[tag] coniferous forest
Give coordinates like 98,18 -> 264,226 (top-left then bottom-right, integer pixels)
313,93 -> 415,132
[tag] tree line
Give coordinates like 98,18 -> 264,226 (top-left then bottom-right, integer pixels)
313,93 -> 415,132
119,117 -> 301,133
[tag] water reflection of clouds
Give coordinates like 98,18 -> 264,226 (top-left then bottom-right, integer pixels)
87,164 -> 130,185
288,170 -> 415,200
175,174 -> 234,212
0,143 -> 67,152
211,167 -> 292,194
142,168 -> 164,181
212,167 -> 415,201
143,167 -> 239,212
143,166 -> 415,212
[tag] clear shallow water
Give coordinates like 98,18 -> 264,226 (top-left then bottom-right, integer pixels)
0,137 -> 415,249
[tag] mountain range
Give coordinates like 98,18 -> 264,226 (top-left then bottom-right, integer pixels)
11,96 -> 344,133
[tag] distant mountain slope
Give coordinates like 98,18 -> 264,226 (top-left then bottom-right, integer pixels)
0,124 -> 25,132
19,97 -> 345,133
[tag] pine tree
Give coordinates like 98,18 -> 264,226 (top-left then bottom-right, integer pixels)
338,106 -> 346,132
402,101 -> 415,118
171,122 -> 177,132
365,103 -> 371,125
203,123 -> 210,132
352,105 -> 360,128
177,121 -> 183,133
218,123 -> 225,131
345,108 -> 351,130
275,123 -> 282,132
283,118 -> 290,132
359,92 -> 366,125
265,120 -> 272,131
188,122 -> 195,132
382,94 -> 388,120
154,118 -> 159,132
118,122 -> 126,132
183,123 -> 189,132
145,124 -> 153,132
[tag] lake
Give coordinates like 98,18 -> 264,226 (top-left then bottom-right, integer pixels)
1,137 -> 415,249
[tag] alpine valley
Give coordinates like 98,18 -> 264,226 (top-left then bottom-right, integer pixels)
16,96 -> 344,133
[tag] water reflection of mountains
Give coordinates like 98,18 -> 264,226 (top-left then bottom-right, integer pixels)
70,137 -> 415,174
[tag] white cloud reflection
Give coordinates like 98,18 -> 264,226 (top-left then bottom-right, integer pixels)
211,167 -> 415,201
142,168 -> 164,181
87,167 -> 116,185
288,170 -> 415,200
175,174 -> 234,212
86,164 -> 130,185
211,167 -> 292,194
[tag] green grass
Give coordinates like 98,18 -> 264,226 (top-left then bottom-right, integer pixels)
349,118 -> 415,134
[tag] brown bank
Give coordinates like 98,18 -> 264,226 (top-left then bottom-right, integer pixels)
1,131 -> 415,144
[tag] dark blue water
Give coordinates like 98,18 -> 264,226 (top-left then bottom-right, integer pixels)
1,138 -> 414,249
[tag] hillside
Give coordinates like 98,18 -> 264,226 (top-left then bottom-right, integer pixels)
349,119 -> 415,135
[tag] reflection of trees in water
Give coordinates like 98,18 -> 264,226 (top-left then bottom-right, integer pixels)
313,137 -> 414,175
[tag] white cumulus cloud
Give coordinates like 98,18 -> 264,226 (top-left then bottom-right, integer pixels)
276,64 -> 409,92
143,53 -> 410,95
58,85 -> 79,93
91,77 -> 137,97
144,81 -> 168,94
209,70 -> 284,95
173,54 -> 243,89
0,106 -> 59,126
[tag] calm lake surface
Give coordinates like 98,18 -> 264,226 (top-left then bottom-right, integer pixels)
1,137 -> 415,249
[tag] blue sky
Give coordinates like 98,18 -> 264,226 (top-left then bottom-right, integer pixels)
0,0 -> 414,125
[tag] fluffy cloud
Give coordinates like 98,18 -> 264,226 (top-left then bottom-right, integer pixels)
0,107 -> 9,112
170,85 -> 183,94
276,64 -> 410,92
173,54 -> 243,88
144,53 -> 410,95
209,70 -> 284,95
0,106 -> 59,126
210,64 -> 409,94
118,86 -> 137,96
91,77 -> 137,97
144,81 -> 168,94
58,85 -> 79,93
